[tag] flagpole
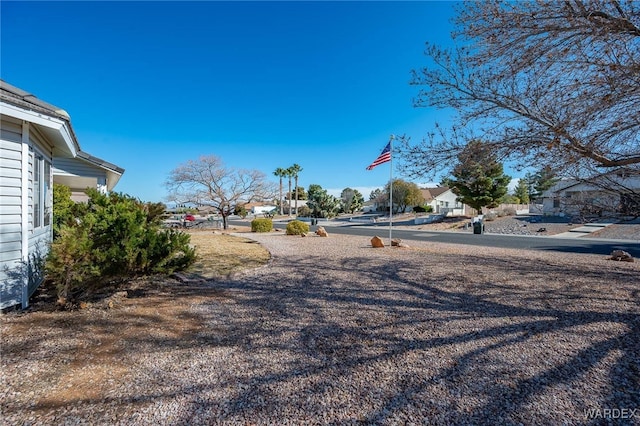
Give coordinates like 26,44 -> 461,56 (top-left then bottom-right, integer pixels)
365,135 -> 394,246
389,134 -> 394,246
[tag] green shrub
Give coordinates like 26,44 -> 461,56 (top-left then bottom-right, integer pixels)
52,184 -> 85,240
286,220 -> 309,235
46,225 -> 100,302
297,205 -> 311,217
234,205 -> 248,218
413,205 -> 433,213
251,218 -> 273,232
502,207 -> 517,216
46,188 -> 195,303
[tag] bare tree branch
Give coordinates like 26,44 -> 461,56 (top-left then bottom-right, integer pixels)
400,0 -> 640,183
165,155 -> 275,229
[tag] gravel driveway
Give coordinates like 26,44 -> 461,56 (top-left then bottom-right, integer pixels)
2,233 -> 639,425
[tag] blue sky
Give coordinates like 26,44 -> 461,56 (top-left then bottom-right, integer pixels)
2,1 -> 463,203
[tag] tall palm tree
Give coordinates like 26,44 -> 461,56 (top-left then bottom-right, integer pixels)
273,167 -> 286,215
285,167 -> 294,216
290,163 -> 303,216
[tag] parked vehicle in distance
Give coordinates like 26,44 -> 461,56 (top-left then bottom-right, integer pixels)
184,214 -> 196,221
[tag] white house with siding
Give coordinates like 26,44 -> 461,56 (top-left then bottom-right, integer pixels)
0,80 -> 123,310
421,187 -> 467,216
541,169 -> 640,218
368,186 -> 469,215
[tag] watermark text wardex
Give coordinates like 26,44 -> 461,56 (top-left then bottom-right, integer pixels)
584,408 -> 638,420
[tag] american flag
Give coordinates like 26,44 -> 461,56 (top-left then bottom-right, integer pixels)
366,142 -> 391,170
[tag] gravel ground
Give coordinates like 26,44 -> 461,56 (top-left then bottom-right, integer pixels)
2,233 -> 639,425
583,220 -> 640,241
407,215 -> 640,240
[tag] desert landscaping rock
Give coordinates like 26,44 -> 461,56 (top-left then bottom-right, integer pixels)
610,250 -> 635,262
315,226 -> 328,237
370,236 -> 385,248
2,233 -> 638,425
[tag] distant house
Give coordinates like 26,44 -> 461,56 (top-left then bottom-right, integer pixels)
421,187 -> 467,216
282,199 -> 308,214
244,202 -> 278,216
362,200 -> 376,213
0,80 -> 124,310
195,206 -> 218,215
541,169 -> 640,218
366,186 -> 469,215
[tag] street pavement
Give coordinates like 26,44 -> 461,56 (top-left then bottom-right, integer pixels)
255,220 -> 640,258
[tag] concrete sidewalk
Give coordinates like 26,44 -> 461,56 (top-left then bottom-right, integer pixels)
553,221 -> 617,238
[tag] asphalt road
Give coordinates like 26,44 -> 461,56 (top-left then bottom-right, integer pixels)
252,221 -> 640,257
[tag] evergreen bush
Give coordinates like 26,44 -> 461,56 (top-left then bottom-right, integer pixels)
52,184 -> 84,240
297,205 -> 311,217
46,188 -> 195,303
413,205 -> 433,213
234,205 -> 248,218
251,218 -> 273,232
286,220 -> 309,235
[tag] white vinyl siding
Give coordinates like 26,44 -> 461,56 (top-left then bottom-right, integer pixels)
0,119 -> 24,309
53,157 -> 108,197
0,118 -> 54,310
53,157 -> 108,180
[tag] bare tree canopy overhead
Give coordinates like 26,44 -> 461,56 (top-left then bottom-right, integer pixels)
166,155 -> 274,229
400,0 -> 640,180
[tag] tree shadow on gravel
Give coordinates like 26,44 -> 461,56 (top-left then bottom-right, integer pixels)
2,250 -> 638,425
201,253 -> 639,425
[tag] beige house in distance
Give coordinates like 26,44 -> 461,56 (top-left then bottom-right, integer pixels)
541,169 -> 640,218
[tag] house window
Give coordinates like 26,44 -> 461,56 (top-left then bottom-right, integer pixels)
33,154 -> 51,229
44,161 -> 51,226
553,198 -> 560,208
34,155 -> 41,228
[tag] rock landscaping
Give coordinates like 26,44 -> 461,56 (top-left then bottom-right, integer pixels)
2,233 -> 638,425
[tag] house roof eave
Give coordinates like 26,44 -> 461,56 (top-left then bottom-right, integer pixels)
0,80 -> 80,157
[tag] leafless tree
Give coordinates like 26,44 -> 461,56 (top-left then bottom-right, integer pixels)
400,0 -> 640,184
166,155 -> 275,229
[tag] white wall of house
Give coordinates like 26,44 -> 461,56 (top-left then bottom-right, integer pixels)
0,117 -> 54,310
369,188 -> 468,216
427,190 -> 465,216
252,205 -> 277,215
362,202 -> 376,213
0,118 -> 25,309
542,174 -> 640,216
